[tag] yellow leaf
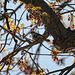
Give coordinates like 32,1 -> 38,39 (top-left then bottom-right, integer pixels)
14,25 -> 16,29
31,20 -> 35,24
10,21 -> 15,25
49,3 -> 52,6
31,72 -> 36,75
56,49 -> 60,52
4,23 -> 7,29
30,18 -> 34,20
52,53 -> 54,56
24,4 -> 28,9
36,7 -> 41,10
18,0 -> 21,2
42,12 -> 48,16
40,72 -> 43,75
0,65 -> 2,69
16,27 -> 20,32
6,66 -> 11,70
73,59 -> 75,63
8,18 -> 11,22
32,7 -> 36,11
20,24 -> 24,28
9,66 -> 11,69
10,25 -> 16,30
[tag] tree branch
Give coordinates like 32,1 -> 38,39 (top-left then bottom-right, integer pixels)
46,63 -> 75,75
20,0 -> 75,51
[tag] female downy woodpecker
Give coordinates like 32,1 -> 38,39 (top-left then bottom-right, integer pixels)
30,31 -> 52,43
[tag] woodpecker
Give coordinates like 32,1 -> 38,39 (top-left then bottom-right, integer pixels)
30,31 -> 52,43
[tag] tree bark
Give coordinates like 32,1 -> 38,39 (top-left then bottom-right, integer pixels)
21,0 -> 75,51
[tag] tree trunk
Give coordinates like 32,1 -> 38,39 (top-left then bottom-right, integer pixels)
21,0 -> 75,51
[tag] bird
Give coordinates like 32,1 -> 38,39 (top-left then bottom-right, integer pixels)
30,31 -> 52,43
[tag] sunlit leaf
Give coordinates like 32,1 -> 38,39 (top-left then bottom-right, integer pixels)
20,24 -> 24,28
6,66 -> 11,70
73,59 -> 75,63
0,65 -> 2,69
8,18 -> 11,22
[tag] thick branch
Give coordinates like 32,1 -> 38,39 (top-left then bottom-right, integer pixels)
20,0 -> 75,51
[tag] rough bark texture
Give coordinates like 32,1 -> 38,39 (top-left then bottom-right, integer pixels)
21,0 -> 75,51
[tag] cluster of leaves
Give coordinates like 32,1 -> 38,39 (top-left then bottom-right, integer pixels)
0,48 -> 45,75
51,47 -> 59,62
4,57 -> 14,66
17,54 -> 29,72
51,47 -> 75,65
0,0 -> 75,75
4,18 -> 20,34
17,54 -> 45,75
31,69 -> 45,75
0,54 -> 14,71
49,2 -> 56,9
25,3 -> 50,32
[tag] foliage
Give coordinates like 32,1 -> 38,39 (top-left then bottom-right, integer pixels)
0,0 -> 75,75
